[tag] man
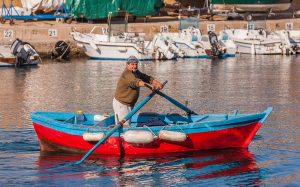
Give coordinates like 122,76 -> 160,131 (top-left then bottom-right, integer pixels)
113,56 -> 163,127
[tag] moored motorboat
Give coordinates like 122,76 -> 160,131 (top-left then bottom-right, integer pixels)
0,39 -> 41,67
0,45 -> 16,67
221,28 -> 295,55
31,86 -> 272,156
71,29 -> 180,60
210,0 -> 292,13
71,12 -> 180,60
158,8 -> 234,58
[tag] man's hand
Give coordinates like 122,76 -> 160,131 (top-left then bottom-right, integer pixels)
141,80 -> 164,91
152,80 -> 164,90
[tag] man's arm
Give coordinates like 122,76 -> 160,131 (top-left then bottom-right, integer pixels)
138,79 -> 163,90
137,70 -> 164,90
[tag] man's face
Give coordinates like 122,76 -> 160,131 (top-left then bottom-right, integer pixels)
126,62 -> 138,72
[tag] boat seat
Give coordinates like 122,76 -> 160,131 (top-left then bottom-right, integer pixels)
95,115 -> 115,127
134,117 -> 166,127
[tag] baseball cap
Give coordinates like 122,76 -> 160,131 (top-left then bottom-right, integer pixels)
127,56 -> 139,63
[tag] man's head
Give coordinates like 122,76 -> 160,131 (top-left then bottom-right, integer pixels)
126,56 -> 139,72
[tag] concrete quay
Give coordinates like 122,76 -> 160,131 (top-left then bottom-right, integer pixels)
1,18 -> 300,58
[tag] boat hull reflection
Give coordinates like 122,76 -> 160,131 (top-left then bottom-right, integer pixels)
36,149 -> 262,185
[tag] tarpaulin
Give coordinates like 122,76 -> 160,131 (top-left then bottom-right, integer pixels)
66,0 -> 164,19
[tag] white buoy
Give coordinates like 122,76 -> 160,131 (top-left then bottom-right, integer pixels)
121,130 -> 155,144
76,43 -> 83,48
83,132 -> 105,142
158,130 -> 187,142
251,44 -> 255,55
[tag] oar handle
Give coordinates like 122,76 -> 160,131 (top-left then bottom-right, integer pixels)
145,80 -> 168,91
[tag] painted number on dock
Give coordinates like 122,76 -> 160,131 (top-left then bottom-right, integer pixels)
48,29 -> 58,37
286,23 -> 293,30
247,22 -> 255,30
102,27 -> 109,35
4,30 -> 13,38
160,26 -> 168,33
207,24 -> 215,32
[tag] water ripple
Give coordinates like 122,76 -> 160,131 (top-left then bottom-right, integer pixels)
0,56 -> 300,186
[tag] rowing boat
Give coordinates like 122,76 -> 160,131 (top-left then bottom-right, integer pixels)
31,89 -> 272,156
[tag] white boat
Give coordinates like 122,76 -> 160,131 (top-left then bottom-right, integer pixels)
221,29 -> 295,55
157,27 -> 210,58
218,30 -> 237,56
0,45 -> 15,66
71,28 -> 182,60
210,0 -> 292,13
158,8 -> 235,58
71,12 -> 180,60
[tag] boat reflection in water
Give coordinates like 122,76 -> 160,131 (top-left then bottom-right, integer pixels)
36,149 -> 262,186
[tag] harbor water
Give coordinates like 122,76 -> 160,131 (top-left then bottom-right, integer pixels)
0,55 -> 299,186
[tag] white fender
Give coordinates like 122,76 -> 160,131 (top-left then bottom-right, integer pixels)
94,114 -> 109,122
83,132 -> 105,142
158,130 -> 187,142
121,130 -> 155,144
251,44 -> 255,55
153,49 -> 160,60
76,43 -> 84,48
155,50 -> 159,59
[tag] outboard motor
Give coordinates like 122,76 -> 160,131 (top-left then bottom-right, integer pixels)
208,31 -> 224,57
51,41 -> 71,61
10,38 -> 40,67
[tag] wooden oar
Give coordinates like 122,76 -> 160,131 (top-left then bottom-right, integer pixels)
144,83 -> 198,115
74,81 -> 168,165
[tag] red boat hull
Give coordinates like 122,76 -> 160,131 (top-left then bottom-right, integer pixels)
33,121 -> 261,155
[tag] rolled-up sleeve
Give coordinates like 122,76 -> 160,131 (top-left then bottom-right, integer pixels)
128,78 -> 141,88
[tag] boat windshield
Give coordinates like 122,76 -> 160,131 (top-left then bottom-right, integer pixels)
179,8 -> 200,31
107,11 -> 128,37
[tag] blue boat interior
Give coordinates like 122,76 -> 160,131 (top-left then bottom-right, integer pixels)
31,107 -> 272,130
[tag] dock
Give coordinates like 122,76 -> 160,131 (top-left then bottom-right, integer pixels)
1,17 -> 300,57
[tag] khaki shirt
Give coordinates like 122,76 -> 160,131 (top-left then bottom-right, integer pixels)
115,69 -> 154,106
